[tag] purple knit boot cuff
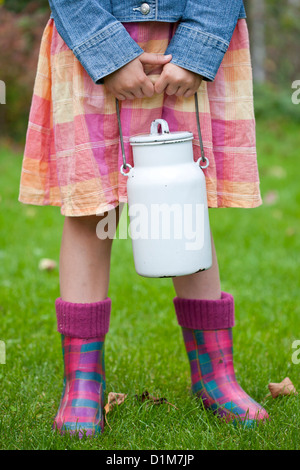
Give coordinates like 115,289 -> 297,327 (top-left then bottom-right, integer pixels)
173,291 -> 235,330
55,297 -> 111,339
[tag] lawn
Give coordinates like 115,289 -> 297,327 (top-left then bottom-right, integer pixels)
0,118 -> 299,450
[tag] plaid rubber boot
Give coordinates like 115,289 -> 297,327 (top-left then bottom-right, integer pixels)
173,292 -> 269,426
53,297 -> 111,437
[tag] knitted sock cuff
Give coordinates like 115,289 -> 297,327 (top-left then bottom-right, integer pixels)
173,291 -> 235,330
55,297 -> 111,339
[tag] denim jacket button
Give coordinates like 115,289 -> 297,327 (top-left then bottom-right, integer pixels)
140,3 -> 151,15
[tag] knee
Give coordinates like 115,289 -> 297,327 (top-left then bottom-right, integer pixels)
65,214 -> 100,232
64,208 -> 120,243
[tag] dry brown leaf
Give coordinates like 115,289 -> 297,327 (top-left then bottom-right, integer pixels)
135,390 -> 178,410
267,377 -> 297,399
104,392 -> 127,430
104,392 -> 127,414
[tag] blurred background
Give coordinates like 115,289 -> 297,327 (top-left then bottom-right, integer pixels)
0,0 -> 300,143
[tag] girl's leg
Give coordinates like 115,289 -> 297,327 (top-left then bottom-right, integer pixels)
172,231 -> 269,425
59,205 -> 122,303
53,206 -> 122,437
172,232 -> 221,301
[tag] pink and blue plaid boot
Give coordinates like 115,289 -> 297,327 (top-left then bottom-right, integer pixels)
173,292 -> 269,427
53,297 -> 111,438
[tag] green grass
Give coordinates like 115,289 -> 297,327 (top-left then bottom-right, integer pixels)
0,118 -> 299,450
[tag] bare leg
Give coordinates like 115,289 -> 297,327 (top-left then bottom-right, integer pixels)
172,231 -> 221,300
59,205 -> 122,303
53,205 -> 122,437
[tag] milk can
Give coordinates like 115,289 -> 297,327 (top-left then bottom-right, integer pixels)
117,95 -> 212,278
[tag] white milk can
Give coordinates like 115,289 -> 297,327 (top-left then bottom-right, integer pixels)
117,97 -> 212,278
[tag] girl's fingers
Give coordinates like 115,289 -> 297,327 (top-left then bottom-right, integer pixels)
122,91 -> 137,100
154,76 -> 168,95
141,79 -> 155,98
133,88 -> 145,99
175,86 -> 190,97
165,83 -> 180,96
115,93 -> 127,101
139,52 -> 172,66
183,88 -> 194,98
115,91 -> 135,100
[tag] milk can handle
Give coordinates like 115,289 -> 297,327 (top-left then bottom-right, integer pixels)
116,99 -> 133,176
194,93 -> 209,170
117,93 -> 209,176
150,119 -> 170,135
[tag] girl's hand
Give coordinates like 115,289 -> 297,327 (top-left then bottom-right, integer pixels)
154,63 -> 203,98
103,52 -> 172,100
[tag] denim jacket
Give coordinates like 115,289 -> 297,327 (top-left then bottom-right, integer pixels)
49,1 -> 246,83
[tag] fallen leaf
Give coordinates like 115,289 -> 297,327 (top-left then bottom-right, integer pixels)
38,258 -> 57,271
104,392 -> 127,414
267,377 -> 297,398
135,390 -> 178,410
104,392 -> 127,430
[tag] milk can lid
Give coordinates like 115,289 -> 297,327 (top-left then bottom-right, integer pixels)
129,119 -> 193,146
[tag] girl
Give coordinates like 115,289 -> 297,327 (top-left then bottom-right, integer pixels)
18,0 -> 269,437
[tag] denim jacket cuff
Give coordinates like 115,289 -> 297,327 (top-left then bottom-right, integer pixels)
165,24 -> 229,82
72,22 -> 144,84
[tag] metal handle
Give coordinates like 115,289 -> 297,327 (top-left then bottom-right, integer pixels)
117,93 -> 209,176
116,99 -> 133,176
150,119 -> 170,135
194,93 -> 209,170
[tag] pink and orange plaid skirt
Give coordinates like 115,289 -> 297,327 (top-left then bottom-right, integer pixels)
18,18 -> 262,216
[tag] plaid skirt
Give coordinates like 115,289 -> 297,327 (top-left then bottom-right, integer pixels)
18,18 -> 262,216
